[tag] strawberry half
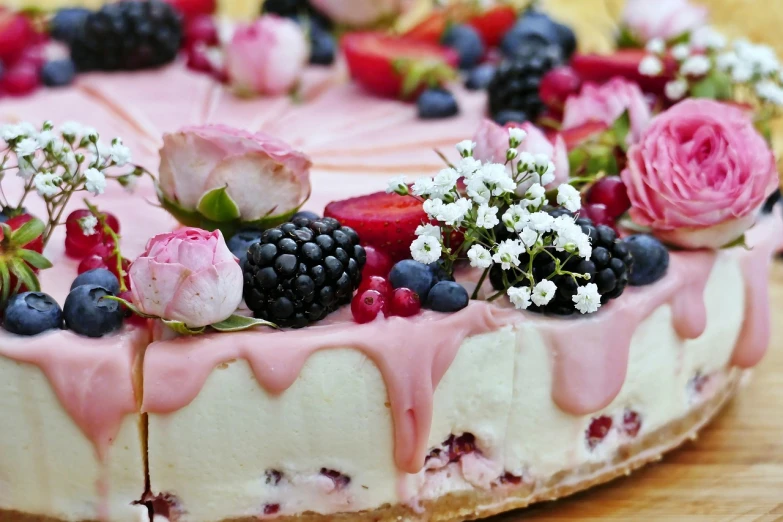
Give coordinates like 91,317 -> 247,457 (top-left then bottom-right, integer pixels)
558,121 -> 610,151
324,192 -> 427,262
342,32 -> 459,100
0,10 -> 36,64
571,50 -> 677,95
404,11 -> 449,44
467,6 -> 517,48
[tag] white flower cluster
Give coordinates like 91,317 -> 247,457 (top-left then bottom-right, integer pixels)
640,27 -> 783,106
387,131 -> 601,315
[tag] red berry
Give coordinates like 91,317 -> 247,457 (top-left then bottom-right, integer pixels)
582,203 -> 614,228
357,275 -> 393,298
64,209 -> 120,259
4,214 -> 43,253
0,11 -> 36,63
467,6 -> 517,48
447,433 -> 477,462
571,50 -> 677,95
17,43 -> 46,69
586,415 -> 613,449
119,290 -> 147,326
184,15 -> 219,48
390,287 -> 421,317
186,44 -> 214,74
78,255 -> 109,274
559,121 -> 609,150
540,66 -> 582,110
402,11 -> 448,44
362,245 -> 393,278
163,0 -> 216,20
351,289 -> 388,324
1,61 -> 39,96
622,410 -> 641,438
587,177 -> 631,220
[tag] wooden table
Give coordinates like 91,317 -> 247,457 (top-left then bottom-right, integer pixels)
492,260 -> 783,521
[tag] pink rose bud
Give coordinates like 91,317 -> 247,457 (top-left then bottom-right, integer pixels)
129,228 -> 243,328
310,0 -> 403,27
621,99 -> 779,249
473,119 -> 569,193
158,124 -> 312,224
622,0 -> 707,42
225,15 -> 308,96
562,77 -> 653,145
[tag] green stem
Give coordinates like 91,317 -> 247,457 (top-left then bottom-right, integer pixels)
84,198 -> 127,292
471,267 -> 489,300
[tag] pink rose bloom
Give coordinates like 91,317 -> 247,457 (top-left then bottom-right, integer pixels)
159,124 -> 311,223
473,119 -> 569,192
129,228 -> 243,327
226,15 -> 308,96
621,99 -> 779,249
310,0 -> 404,27
563,77 -> 652,144
622,0 -> 708,42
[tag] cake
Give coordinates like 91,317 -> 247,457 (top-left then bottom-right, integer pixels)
0,1 -> 781,521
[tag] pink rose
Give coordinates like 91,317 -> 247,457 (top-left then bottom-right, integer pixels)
563,77 -> 652,144
158,124 -> 311,224
622,0 -> 708,42
129,228 -> 243,327
310,0 -> 403,27
621,99 -> 779,249
473,119 -> 569,192
226,15 -> 308,96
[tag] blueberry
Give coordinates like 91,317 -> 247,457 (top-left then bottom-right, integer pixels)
493,109 -> 528,125
417,88 -> 459,120
501,11 -> 566,58
50,8 -> 91,44
3,292 -> 63,336
428,261 -> 454,284
228,228 -> 264,268
71,268 -> 120,295
293,210 -> 320,221
63,285 -> 124,338
426,281 -> 469,313
465,63 -> 496,91
623,234 -> 670,286
390,260 -> 435,300
442,24 -> 485,70
41,59 -> 77,87
309,25 -> 335,65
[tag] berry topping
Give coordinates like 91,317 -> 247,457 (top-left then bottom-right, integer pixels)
351,289 -> 388,324
49,8 -> 91,44
417,87 -> 459,120
357,275 -> 393,298
586,176 -> 631,221
244,217 -> 365,328
293,210 -> 320,221
403,11 -> 448,44
539,66 -> 582,111
389,260 -> 435,301
623,234 -> 669,286
265,469 -> 283,485
571,50 -> 676,95
41,59 -> 77,88
389,287 -> 421,317
163,0 -> 216,20
3,292 -> 63,336
320,468 -> 351,489
426,281 -> 469,313
465,63 -> 496,91
492,109 -> 528,126
0,10 -> 36,63
500,10 -> 575,61
342,32 -> 458,100
71,268 -> 120,295
441,24 -> 485,70
429,261 -> 455,284
580,203 -> 614,228
324,191 -> 428,262
64,209 -> 120,259
309,23 -> 336,66
466,5 -> 517,48
263,504 -> 280,516
227,228 -> 263,269
183,14 -> 219,48
69,0 -> 183,72
586,415 -> 612,449
622,410 -> 642,438
362,245 -> 393,279
1,61 -> 39,97
63,284 -> 124,338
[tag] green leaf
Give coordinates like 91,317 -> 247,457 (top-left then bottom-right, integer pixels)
10,218 -> 45,247
721,234 -> 751,250
0,262 -> 10,307
8,258 -> 40,293
196,186 -> 241,223
17,249 -> 53,270
104,296 -> 157,319
690,70 -> 733,101
568,148 -> 589,174
162,319 -> 206,336
210,314 -> 278,332
616,26 -> 642,49
611,110 -> 631,152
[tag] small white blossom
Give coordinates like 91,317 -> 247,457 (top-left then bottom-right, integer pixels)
756,80 -> 783,105
109,140 -> 132,166
466,177 -> 492,204
671,44 -> 691,61
531,279 -> 557,306
665,78 -> 689,101
455,140 -> 475,157
18,122 -> 36,137
410,235 -> 442,264
15,137 -> 39,157
412,177 -> 435,197
84,126 -> 99,140
1,124 -> 25,141
386,175 -> 408,194
84,167 -> 107,195
467,244 -> 492,269
680,55 -> 711,77
715,51 -> 739,71
645,38 -> 665,55
36,130 -> 56,149
430,168 -> 459,198
556,184 -> 581,213
691,26 -> 726,50
415,223 -> 442,239
79,215 -> 99,236
493,239 -> 525,270
507,286 -> 532,310
60,121 -> 83,137
519,227 -> 539,248
17,157 -> 37,180
552,215 -> 592,259
731,62 -> 754,83
456,157 -> 482,180
516,151 -> 535,172
476,204 -> 499,229
573,283 -> 602,314
526,211 -> 555,233
508,127 -> 527,147
502,204 -> 529,232
524,183 -> 547,209
33,172 -> 61,197
481,163 -> 516,196
639,55 -> 663,76
506,148 -> 519,161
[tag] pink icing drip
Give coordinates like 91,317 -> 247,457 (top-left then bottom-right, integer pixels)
142,302 -> 514,474
0,327 -> 148,460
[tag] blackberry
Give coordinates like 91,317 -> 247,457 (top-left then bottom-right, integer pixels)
490,216 -> 634,316
69,0 -> 183,72
487,44 -> 562,123
243,216 -> 366,328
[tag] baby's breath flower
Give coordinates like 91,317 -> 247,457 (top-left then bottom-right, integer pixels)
79,215 -> 99,236
506,148 -> 519,161
17,157 -> 37,180
476,204 -> 499,229
756,80 -> 783,105
645,38 -> 665,55
523,183 -> 547,209
665,78 -> 689,101
466,176 -> 491,204
731,62 -> 754,83
502,204 -> 529,232
33,172 -> 61,197
508,127 -> 526,148
412,177 -> 435,198
519,227 -> 539,248
456,157 -> 482,179
15,137 -> 39,157
455,140 -> 475,157
671,44 -> 691,61
526,211 -> 554,233
573,283 -> 601,314
507,286 -> 531,310
493,239 -> 524,270
639,55 -> 663,76
467,244 -> 492,269
386,175 -> 408,195
531,279 -> 557,306
691,26 -> 726,50
680,55 -> 711,77
415,223 -> 441,239
430,168 -> 459,198
36,130 -> 56,149
84,167 -> 107,195
410,235 -> 442,264
60,121 -> 83,138
556,184 -> 581,213
1,124 -> 25,142
109,140 -> 132,166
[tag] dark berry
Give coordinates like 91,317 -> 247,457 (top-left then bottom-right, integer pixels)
63,285 -> 124,338
586,415 -> 612,449
442,24 -> 485,70
390,288 -> 421,317
3,292 -> 63,336
71,268 -> 120,295
309,24 -> 335,65
417,88 -> 459,120
428,261 -> 454,284
293,210 -> 320,221
41,59 -> 76,87
227,228 -> 263,268
501,10 -> 575,60
493,109 -> 529,125
389,260 -> 435,301
763,188 -> 781,214
465,63 -> 496,91
426,281 -> 469,313
623,234 -> 669,286
50,8 -> 91,44
351,289 -> 388,324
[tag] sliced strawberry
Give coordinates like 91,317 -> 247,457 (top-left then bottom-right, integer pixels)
163,0 -> 216,20
571,50 -> 677,95
558,121 -> 609,150
324,192 -> 427,262
342,32 -> 458,100
467,6 -> 517,48
404,11 -> 449,44
4,214 -> 43,254
0,10 -> 36,64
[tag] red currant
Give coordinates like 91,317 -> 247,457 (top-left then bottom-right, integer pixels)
1,61 -> 39,97
587,176 -> 631,220
186,45 -> 214,74
184,15 -> 219,48
622,410 -> 641,438
390,287 -> 421,317
64,209 -> 120,259
362,245 -> 393,279
582,203 -> 614,228
78,255 -> 109,274
351,289 -> 388,324
540,66 -> 582,110
586,415 -> 613,449
357,275 -> 392,298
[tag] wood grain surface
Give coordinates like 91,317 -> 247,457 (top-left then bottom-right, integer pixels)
487,259 -> 783,521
